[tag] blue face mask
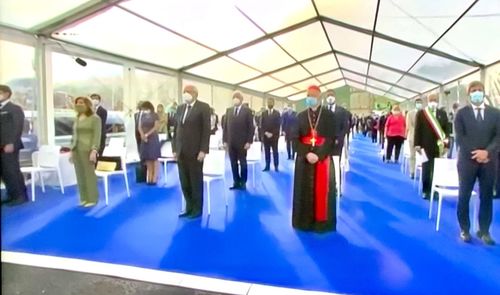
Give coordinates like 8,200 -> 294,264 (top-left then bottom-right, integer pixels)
470,91 -> 484,105
305,96 -> 318,108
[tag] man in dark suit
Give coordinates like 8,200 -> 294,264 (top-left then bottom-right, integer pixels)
173,85 -> 211,219
261,98 -> 281,171
282,105 -> 298,160
455,81 -> 500,245
414,93 -> 449,199
0,85 -> 28,206
134,101 -> 144,152
324,89 -> 349,156
223,92 -> 254,190
90,93 -> 107,155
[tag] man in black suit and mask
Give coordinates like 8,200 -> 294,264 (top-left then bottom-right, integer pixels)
223,92 -> 254,190
455,81 -> 500,245
414,93 -> 449,199
173,85 -> 211,219
261,98 -> 281,172
0,85 -> 28,206
90,93 -> 107,155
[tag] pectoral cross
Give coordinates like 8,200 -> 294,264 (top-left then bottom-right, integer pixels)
310,129 -> 317,147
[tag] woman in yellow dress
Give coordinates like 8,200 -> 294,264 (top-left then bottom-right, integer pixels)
70,96 -> 102,207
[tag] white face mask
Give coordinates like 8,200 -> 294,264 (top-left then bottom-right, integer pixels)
428,101 -> 438,109
233,98 -> 242,106
143,110 -> 151,114
183,92 -> 194,103
326,96 -> 336,104
92,99 -> 99,107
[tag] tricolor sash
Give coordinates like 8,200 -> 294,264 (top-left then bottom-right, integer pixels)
423,107 -> 446,156
300,133 -> 330,222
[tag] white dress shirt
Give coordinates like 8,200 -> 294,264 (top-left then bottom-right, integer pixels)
473,103 -> 485,120
182,100 -> 196,124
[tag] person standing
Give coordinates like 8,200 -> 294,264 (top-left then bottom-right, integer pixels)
414,94 -> 449,199
324,90 -> 349,156
210,108 -> 219,135
261,98 -> 281,172
455,81 -> 500,245
0,85 -> 28,206
71,97 -> 101,207
384,105 -> 406,164
138,101 -> 161,185
282,105 -> 298,160
405,98 -> 423,178
223,92 -> 254,190
134,101 -> 144,152
90,94 -> 107,155
292,85 -> 336,233
173,85 -> 210,219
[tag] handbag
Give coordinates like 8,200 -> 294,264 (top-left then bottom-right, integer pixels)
96,156 -> 122,171
135,163 -> 147,183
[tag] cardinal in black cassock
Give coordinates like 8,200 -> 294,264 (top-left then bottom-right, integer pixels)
292,85 -> 337,233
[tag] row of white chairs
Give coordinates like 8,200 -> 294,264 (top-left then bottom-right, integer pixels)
396,141 -> 478,232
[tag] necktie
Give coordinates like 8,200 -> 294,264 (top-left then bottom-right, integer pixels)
476,108 -> 483,121
234,107 -> 238,116
183,105 -> 191,124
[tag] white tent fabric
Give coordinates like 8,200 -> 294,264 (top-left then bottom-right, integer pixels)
1,0 -> 499,102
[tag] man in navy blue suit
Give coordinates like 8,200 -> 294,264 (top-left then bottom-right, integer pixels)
455,81 -> 500,245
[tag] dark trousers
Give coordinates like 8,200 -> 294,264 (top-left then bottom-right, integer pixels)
99,136 -> 106,156
386,136 -> 405,162
263,137 -> 279,168
177,152 -> 204,214
0,150 -> 27,200
379,130 -> 385,148
422,156 -> 435,196
371,130 -> 378,143
496,153 -> 500,198
286,137 -> 295,159
229,145 -> 247,185
457,158 -> 495,233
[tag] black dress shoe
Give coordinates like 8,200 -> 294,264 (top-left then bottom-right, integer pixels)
1,198 -> 14,205
262,167 -> 270,172
229,184 -> 241,190
6,198 -> 28,207
178,211 -> 191,218
460,231 -> 472,243
274,166 -> 279,172
188,212 -> 202,219
239,183 -> 247,190
477,231 -> 495,245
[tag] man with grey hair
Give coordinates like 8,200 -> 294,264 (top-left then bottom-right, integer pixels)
414,93 -> 449,199
324,89 -> 349,157
223,92 -> 254,190
173,85 -> 211,219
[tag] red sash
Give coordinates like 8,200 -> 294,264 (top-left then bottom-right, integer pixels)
300,133 -> 330,222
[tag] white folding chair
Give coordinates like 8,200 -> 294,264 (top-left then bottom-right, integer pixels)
209,133 -> 222,150
247,142 -> 262,187
107,137 -> 125,148
401,141 -> 411,174
429,158 -> 477,231
278,136 -> 287,157
158,141 -> 176,179
95,145 -> 130,205
414,151 -> 424,194
202,150 -> 227,216
21,146 -> 64,201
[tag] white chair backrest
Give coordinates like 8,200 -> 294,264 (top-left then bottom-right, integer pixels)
247,142 -> 262,161
403,141 -> 411,156
432,158 -> 459,187
203,150 -> 226,176
415,150 -> 425,167
209,134 -> 221,150
37,145 -> 61,168
278,136 -> 286,152
161,141 -> 174,158
108,137 -> 125,148
102,145 -> 127,171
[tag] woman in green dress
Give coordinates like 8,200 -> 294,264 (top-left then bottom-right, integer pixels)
70,96 -> 102,207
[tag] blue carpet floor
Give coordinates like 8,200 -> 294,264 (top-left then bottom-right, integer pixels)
2,135 -> 500,295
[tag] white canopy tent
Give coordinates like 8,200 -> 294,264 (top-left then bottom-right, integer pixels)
2,0 -> 499,104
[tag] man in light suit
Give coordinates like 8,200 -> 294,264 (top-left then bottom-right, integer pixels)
223,92 -> 254,190
261,98 -> 281,172
0,85 -> 28,206
173,85 -> 211,219
90,93 -> 108,155
455,81 -> 500,245
405,98 -> 424,179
